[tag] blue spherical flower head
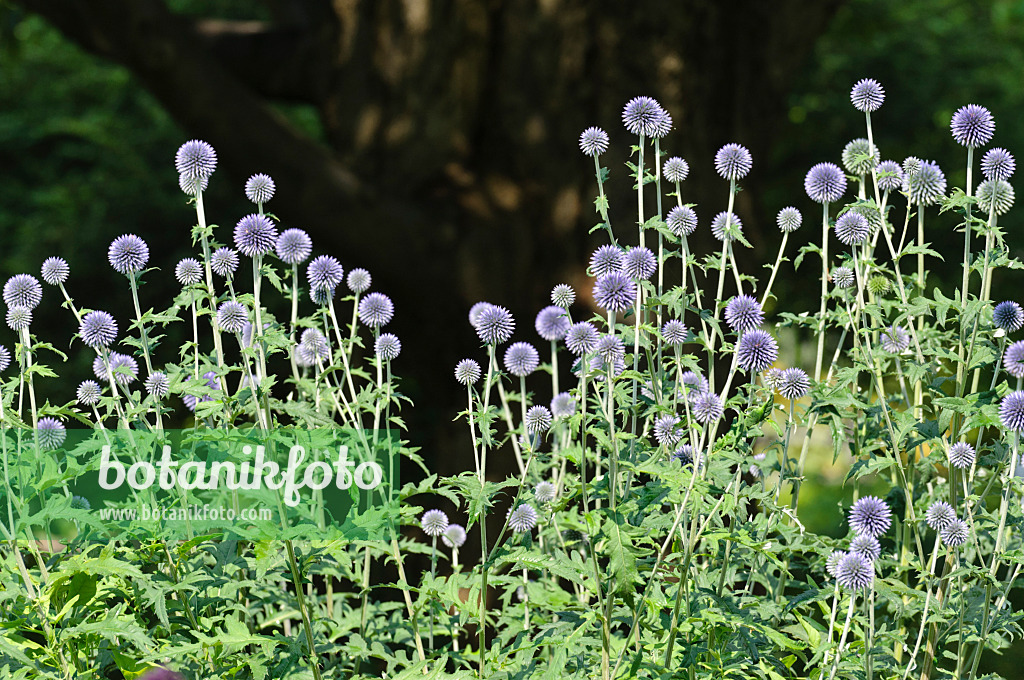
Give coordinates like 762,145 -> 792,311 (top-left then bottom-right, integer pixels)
1003,340 -> 1024,378
77,380 -> 101,405
940,519 -> 970,547
217,301 -> 248,333
902,156 -> 922,177
836,551 -> 874,590
234,214 -> 278,257
951,104 -> 995,148
80,311 -> 118,348
275,228 -> 313,265
850,78 -> 885,112
948,441 -> 976,469
981,147 -> 1015,181
307,255 -> 344,291
469,302 -> 494,327
622,247 -> 656,280
109,234 -> 150,275
3,273 -> 42,309
653,414 -> 683,447
175,258 -> 203,286
993,301 -> 1024,332
999,390 -> 1024,431
41,257 -> 69,286
36,417 -> 66,450
507,503 -> 538,533
711,211 -> 742,241
590,244 -> 623,276
595,334 -> 625,366
375,333 -> 401,361
442,524 -> 467,548
534,481 -> 557,504
211,247 -> 239,279
679,370 -> 709,398
667,205 -> 698,237
579,127 -> 610,157
926,500 -> 955,531
880,325 -> 910,354
849,495 -> 892,537
504,342 -> 540,376
179,173 -> 208,197
622,96 -> 663,137
145,372 -> 170,398
692,391 -> 723,424
0,346 -> 9,373
358,292 -> 394,329
551,284 -> 575,308
420,509 -> 449,536
564,321 -> 598,355
835,211 -> 870,246
831,266 -> 855,289
904,161 -> 946,205
347,268 -> 371,294
714,143 -> 753,181
108,353 -> 139,386
649,107 -> 672,139
593,271 -> 635,313
826,550 -> 847,578
535,306 -> 570,342
454,358 -> 481,385
550,392 -> 576,418
736,329 -> 778,373
778,367 -> 811,400
662,319 -> 687,346
299,328 -> 330,364
175,140 -> 217,179
245,173 -> 275,205
850,533 -> 881,562
842,138 -> 879,176
525,405 -> 553,434
475,305 -> 514,345
6,306 -> 31,331
724,295 -> 764,334
777,206 -> 802,233
805,163 -> 847,204
663,157 -> 689,183
976,179 -> 1014,216
876,160 -> 904,192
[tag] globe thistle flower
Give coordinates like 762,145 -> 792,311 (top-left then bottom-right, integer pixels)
777,206 -> 802,233
469,302 -> 494,328
579,126 -> 610,156
475,305 -> 514,344
564,321 -> 599,355
70,495 -> 91,511
849,495 -> 892,537
145,372 -> 170,398
79,311 -> 118,348
41,257 -> 69,286
234,214 -> 278,258
835,211 -> 870,246
831,266 -> 855,289
663,157 -> 689,183
763,367 -> 783,391
6,306 -> 31,331
981,147 -> 1015,181
524,405 -> 552,434
108,234 -> 149,274
216,301 -> 248,334
507,503 -> 538,533
534,481 -> 557,504
178,173 -> 208,197
976,179 -> 1014,216
993,301 -> 1024,332
1003,340 -> 1024,378
692,391 -> 724,424
902,156 -> 922,177
504,342 -> 539,376
805,163 -> 847,204
585,350 -> 625,380
297,339 -> 329,367
867,276 -> 891,296
842,138 -> 880,176
590,245 -> 624,276
4,274 -> 43,309
175,139 -> 217,179
535,305 -> 570,341
880,325 -> 910,354
77,380 -> 101,405
925,500 -> 956,531
826,550 -> 847,578
714,143 -> 753,181
736,329 -> 778,373
420,509 -> 449,537
244,173 -> 275,205
622,96 -> 663,137
358,292 -> 394,328
595,334 -> 625,364
876,160 -> 904,192
108,353 -> 140,386
778,367 -> 811,400
455,358 -> 482,386
940,518 -> 970,547
667,205 -> 698,237
679,371 -> 709,398
622,247 -> 656,280
36,417 -> 66,449
551,284 -> 575,308
551,392 -> 576,418
948,441 -> 976,469
309,286 -> 335,307
999,390 -> 1024,431
211,247 -> 240,278
836,551 -> 874,590
174,258 -> 203,287
711,211 -> 743,242
903,160 -> 946,205
950,104 -> 995,148
724,295 -> 764,333
275,228 -> 312,265
850,533 -> 881,562
442,523 -> 467,549
300,328 -> 330,359
0,346 -> 8,374
649,107 -> 672,139
662,319 -> 688,346
375,333 -> 401,361
347,268 -> 371,294
653,414 -> 683,447
593,271 -> 636,313
850,78 -> 885,112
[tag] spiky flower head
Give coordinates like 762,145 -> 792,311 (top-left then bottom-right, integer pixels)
850,78 -> 885,112
940,518 -> 970,547
736,329 -> 778,373
551,392 -> 576,419
711,211 -> 742,241
999,390 -> 1024,431
80,311 -> 117,348
535,306 -> 570,341
234,214 -> 278,257
832,266 -> 855,289
551,283 -> 575,308
347,268 -> 371,293
902,156 -> 922,177
504,342 -> 540,376
534,481 -> 557,504
107,353 -> 139,386
41,257 -> 69,286
880,325 -> 910,354
692,391 -> 724,424
175,140 -> 216,179
579,126 -> 610,156
993,301 -> 1024,332
1003,340 -> 1024,378
904,160 -> 946,205
145,372 -> 170,398
777,206 -> 802,233
778,367 -> 811,400
926,501 -> 956,531
475,305 -> 514,345
724,295 -> 764,334
622,96 -> 663,137
37,417 -> 66,449
299,328 -> 330,364
835,211 -> 870,246
649,107 -> 672,139
442,524 -> 467,549
524,405 -> 552,434
6,306 -> 31,331
714,143 -> 753,181
3,274 -> 41,311
950,104 -> 995,148
826,550 -> 847,578
849,495 -> 892,537
375,333 -> 401,361
663,156 -> 689,183
307,255 -> 344,293
469,302 -> 493,327
420,509 -> 449,537
981,147 -> 1015,181
763,367 -> 783,391
661,319 -> 688,346
173,258 -> 202,286
178,173 -> 208,196
667,205 -> 698,237
671,444 -> 701,468
589,245 -> 623,276
867,275 -> 891,296
108,234 -> 150,274
850,533 -> 881,562
211,247 -> 239,278
976,179 -> 1014,216
77,380 -> 101,405
454,358 -> 481,385
593,271 -> 636,312
623,247 -> 656,280
507,503 -> 538,533
564,321 -> 599,355
275,228 -> 312,265
948,441 -> 976,469
805,163 -> 847,204
842,138 -> 880,176
0,346 -> 9,372
358,292 -> 394,328
679,371 -> 709,398
216,301 -> 248,333
876,160 -> 904,192
653,414 -> 683,447
595,334 -> 625,365
244,173 -> 275,205
836,551 -> 874,590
